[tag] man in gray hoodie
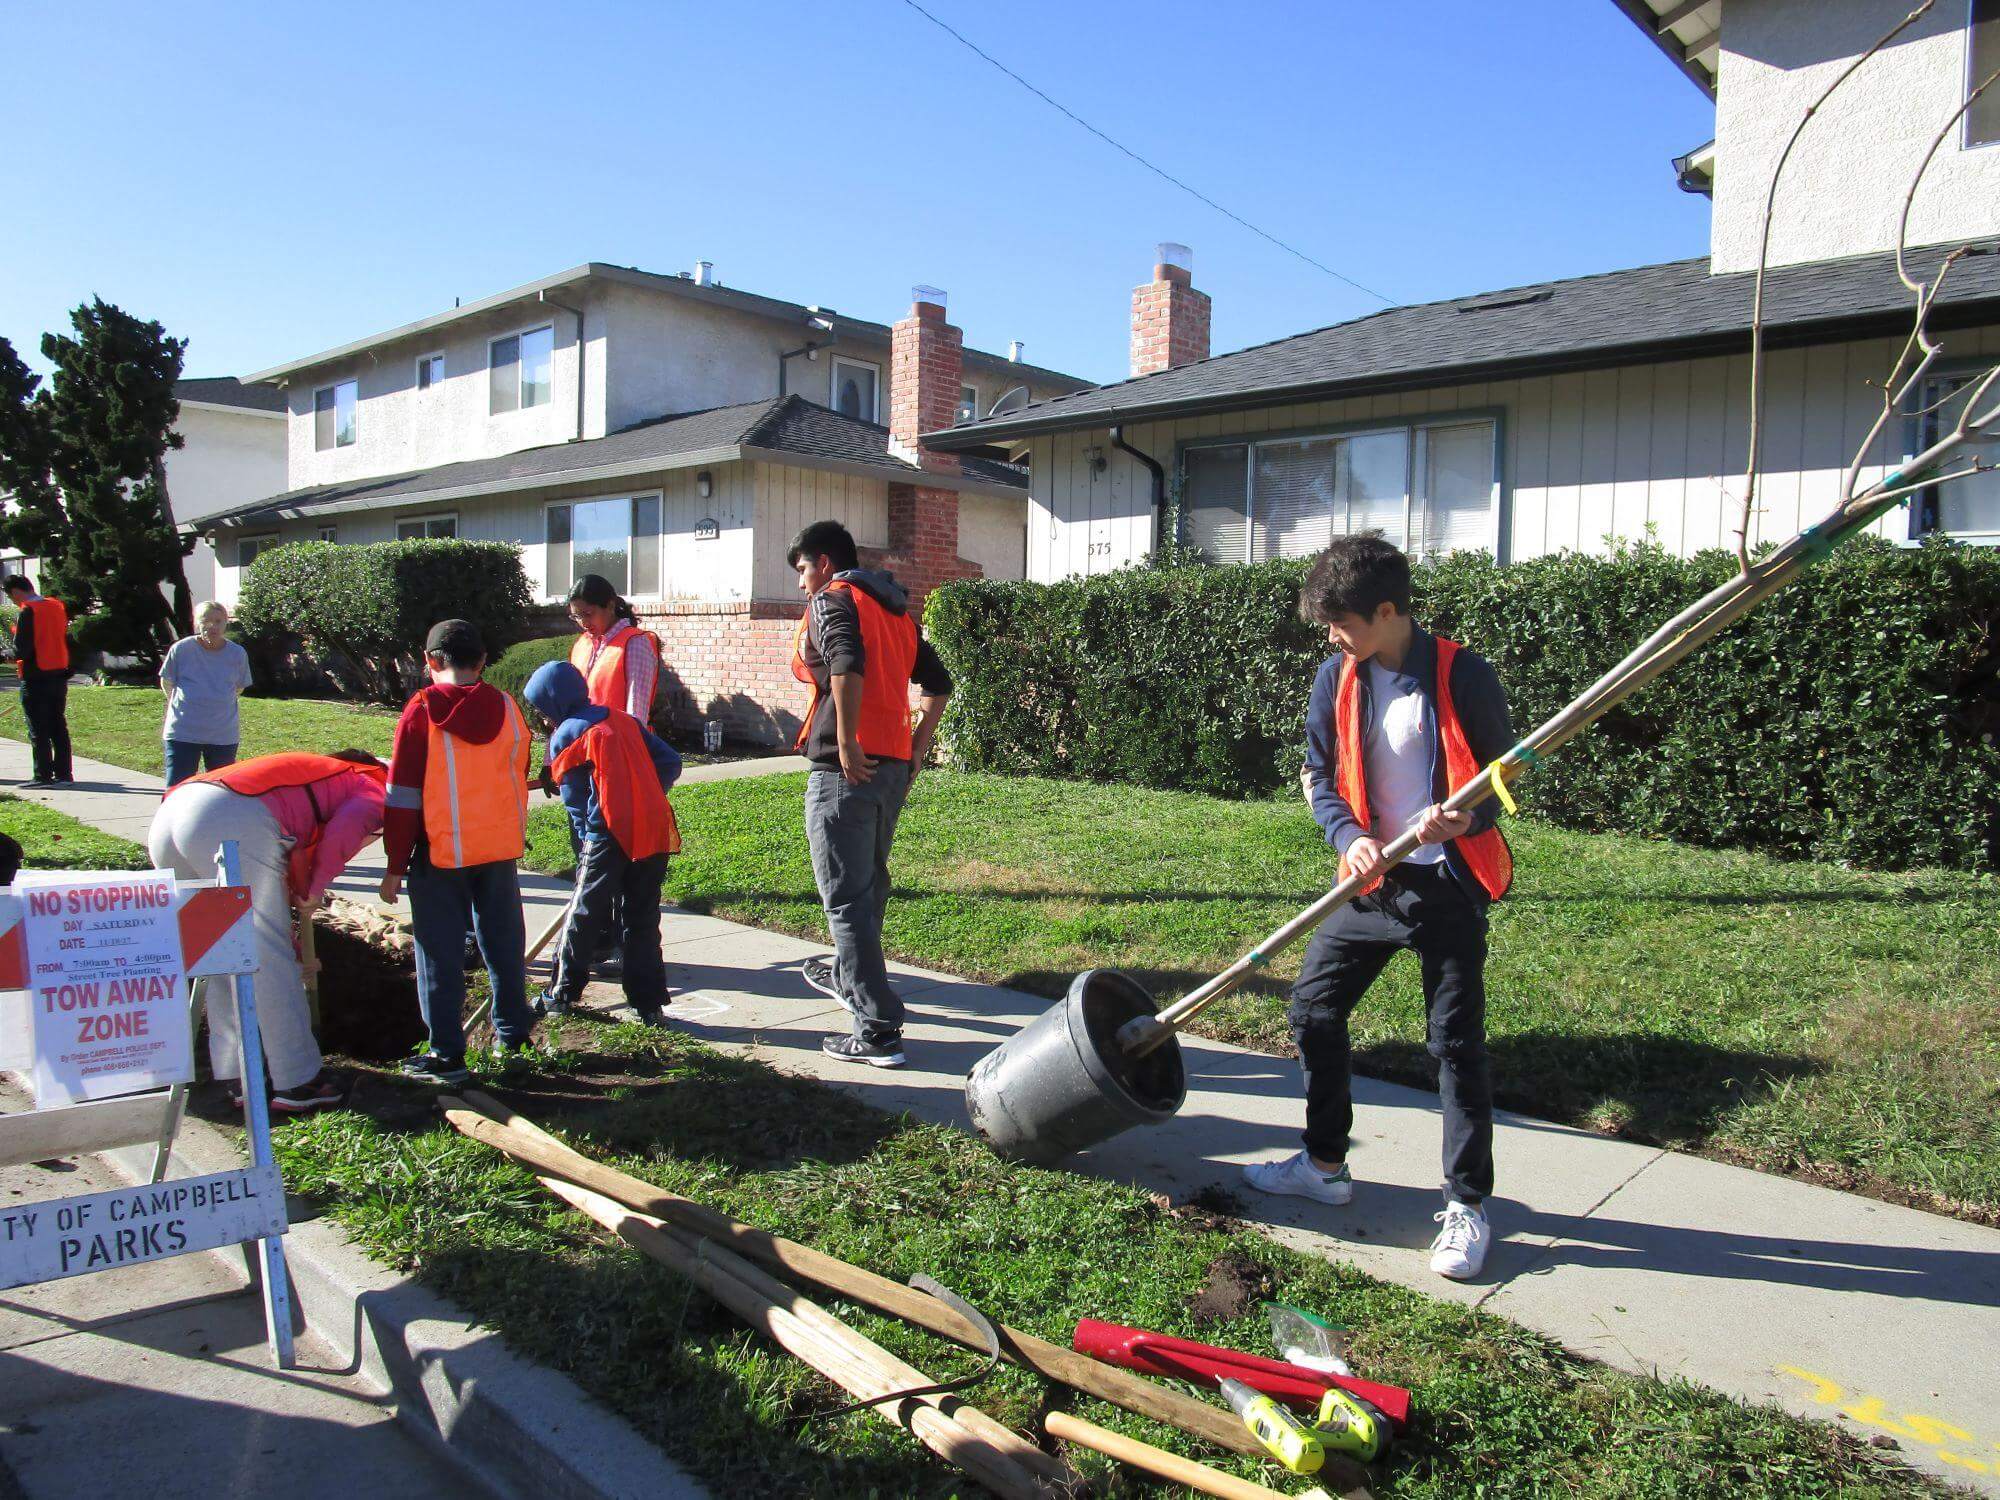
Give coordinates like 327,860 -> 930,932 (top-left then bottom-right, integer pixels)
786,520 -> 953,1068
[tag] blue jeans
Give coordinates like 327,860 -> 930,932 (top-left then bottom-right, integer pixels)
408,846 -> 533,1059
164,739 -> 237,787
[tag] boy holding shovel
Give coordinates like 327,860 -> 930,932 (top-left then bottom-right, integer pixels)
1243,534 -> 1515,1282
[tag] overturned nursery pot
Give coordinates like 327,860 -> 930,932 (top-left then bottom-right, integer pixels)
965,969 -> 1186,1166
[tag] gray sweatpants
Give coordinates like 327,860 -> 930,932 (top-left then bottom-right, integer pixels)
804,761 -> 911,1044
148,782 -> 322,1090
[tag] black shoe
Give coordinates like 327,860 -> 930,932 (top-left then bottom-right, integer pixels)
401,1052 -> 471,1086
594,952 -> 624,981
802,957 -> 852,1012
821,1034 -> 905,1069
534,989 -> 573,1019
22,778 -> 54,789
622,1004 -> 670,1030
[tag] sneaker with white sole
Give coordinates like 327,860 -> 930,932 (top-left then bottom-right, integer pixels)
1429,1201 -> 1491,1281
821,1034 -> 905,1068
802,957 -> 852,1012
1243,1150 -> 1355,1206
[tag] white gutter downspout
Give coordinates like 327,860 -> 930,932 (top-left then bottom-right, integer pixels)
540,290 -> 588,441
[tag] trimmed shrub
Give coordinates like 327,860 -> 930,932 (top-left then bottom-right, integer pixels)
927,539 -> 2000,872
488,632 -> 575,723
236,539 -> 533,703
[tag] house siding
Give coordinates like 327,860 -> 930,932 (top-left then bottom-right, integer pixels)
1020,321 -> 2000,581
165,404 -> 287,601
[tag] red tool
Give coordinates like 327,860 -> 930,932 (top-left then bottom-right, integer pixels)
1073,1319 -> 1412,1428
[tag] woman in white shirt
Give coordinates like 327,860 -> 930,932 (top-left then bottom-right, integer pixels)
160,601 -> 253,787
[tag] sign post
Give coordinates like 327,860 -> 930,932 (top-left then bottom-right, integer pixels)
0,841 -> 295,1367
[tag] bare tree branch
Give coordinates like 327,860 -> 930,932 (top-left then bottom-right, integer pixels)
1739,2 -> 1934,571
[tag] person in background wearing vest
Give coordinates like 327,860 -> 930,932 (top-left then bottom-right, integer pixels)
1243,533 -> 1516,1283
379,621 -> 535,1087
522,660 -> 681,1026
787,521 -> 953,1069
565,574 -> 661,979
160,601 -> 253,787
149,749 -> 388,1113
5,574 -> 73,788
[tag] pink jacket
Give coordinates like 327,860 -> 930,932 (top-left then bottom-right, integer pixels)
258,771 -> 385,904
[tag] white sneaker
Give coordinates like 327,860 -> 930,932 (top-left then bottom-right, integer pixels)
1429,1201 -> 1491,1280
1243,1150 -> 1354,1206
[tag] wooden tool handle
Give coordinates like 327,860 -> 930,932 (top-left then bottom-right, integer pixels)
1046,1410 -> 1293,1500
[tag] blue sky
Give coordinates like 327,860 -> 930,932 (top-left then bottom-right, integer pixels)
0,1 -> 1715,388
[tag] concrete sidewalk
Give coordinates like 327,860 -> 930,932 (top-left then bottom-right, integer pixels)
9,739 -> 2000,1492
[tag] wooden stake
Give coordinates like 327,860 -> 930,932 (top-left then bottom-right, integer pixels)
1047,1410 -> 1294,1500
441,1092 -> 1375,1496
535,1173 -> 1057,1499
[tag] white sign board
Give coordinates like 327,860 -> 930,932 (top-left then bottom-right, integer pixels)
15,872 -> 194,1105
0,1163 -> 285,1291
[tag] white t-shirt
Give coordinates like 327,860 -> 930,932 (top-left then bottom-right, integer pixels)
1362,660 -> 1444,864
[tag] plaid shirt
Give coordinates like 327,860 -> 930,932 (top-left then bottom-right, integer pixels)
582,618 -> 657,719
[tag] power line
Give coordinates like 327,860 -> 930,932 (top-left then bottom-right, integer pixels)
896,0 -> 1395,306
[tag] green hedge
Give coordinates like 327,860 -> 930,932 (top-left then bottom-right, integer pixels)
926,540 -> 2000,872
236,539 -> 533,703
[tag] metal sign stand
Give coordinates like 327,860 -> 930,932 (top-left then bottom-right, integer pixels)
0,839 -> 295,1368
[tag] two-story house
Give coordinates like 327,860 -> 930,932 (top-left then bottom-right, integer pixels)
203,260 -> 1087,739
929,0 -> 2000,578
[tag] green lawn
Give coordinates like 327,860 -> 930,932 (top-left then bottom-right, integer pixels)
522,771 -> 2000,1222
0,792 -> 149,869
270,1021 -> 1936,1500
0,685 -> 398,777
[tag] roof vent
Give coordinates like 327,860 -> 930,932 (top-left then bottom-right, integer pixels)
1457,290 -> 1553,314
693,260 -> 716,286
1008,340 -> 1024,362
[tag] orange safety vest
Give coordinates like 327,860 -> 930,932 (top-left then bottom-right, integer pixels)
549,709 -> 680,860
20,598 -> 69,674
1332,637 -> 1513,901
790,580 -> 918,761
571,626 -> 660,716
422,693 -> 530,868
178,751 -> 388,898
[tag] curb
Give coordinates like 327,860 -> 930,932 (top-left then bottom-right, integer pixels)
98,1105 -> 710,1500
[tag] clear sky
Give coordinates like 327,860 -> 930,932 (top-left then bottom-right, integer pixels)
0,1 -> 1716,389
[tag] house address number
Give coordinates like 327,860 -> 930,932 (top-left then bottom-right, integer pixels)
694,519 -> 719,541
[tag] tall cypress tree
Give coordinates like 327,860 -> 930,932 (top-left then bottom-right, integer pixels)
0,337 -> 65,574
39,298 -> 194,660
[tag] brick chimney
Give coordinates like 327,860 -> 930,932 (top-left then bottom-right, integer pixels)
879,285 -> 979,609
888,284 -> 961,475
1130,242 -> 1210,377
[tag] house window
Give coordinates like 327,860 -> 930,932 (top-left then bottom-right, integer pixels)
544,495 -> 662,598
1181,417 -> 1498,565
1911,373 -> 2000,539
489,325 -> 554,414
314,380 -> 356,450
957,385 -> 980,424
416,353 -> 444,390
237,534 -> 282,569
396,514 -> 458,540
316,525 -> 338,543
832,357 -> 879,423
1971,0 -> 2000,147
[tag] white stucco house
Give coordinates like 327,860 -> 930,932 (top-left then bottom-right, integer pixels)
928,0 -> 2000,577
204,261 -> 1086,739
166,377 -> 287,601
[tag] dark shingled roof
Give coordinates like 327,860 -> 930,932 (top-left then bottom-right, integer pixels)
174,376 -> 286,414
202,394 -> 1024,527
928,243 -> 2000,447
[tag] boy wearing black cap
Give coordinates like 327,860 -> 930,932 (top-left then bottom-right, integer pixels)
380,620 -> 535,1085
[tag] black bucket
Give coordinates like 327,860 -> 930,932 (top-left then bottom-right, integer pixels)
964,969 -> 1187,1166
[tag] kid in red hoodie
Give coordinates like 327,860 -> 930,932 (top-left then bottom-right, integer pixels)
380,620 -> 533,1084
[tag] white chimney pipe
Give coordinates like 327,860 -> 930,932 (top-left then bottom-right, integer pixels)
1007,340 -> 1024,362
693,260 -> 715,286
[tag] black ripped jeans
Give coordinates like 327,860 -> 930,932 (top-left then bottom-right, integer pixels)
1288,861 -> 1493,1206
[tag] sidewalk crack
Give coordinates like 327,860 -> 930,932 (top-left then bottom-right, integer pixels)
1473,1147 -> 1667,1311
